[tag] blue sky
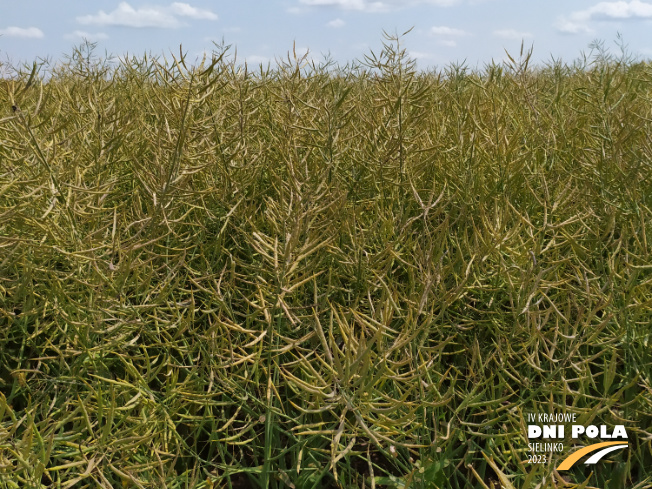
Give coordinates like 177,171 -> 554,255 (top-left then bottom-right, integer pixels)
1,1 -> 652,70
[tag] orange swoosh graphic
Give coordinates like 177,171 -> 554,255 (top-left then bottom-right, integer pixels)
557,441 -> 628,470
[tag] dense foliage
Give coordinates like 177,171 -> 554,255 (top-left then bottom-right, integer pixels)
1,37 -> 651,488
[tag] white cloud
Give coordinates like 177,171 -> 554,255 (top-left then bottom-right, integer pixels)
430,26 -> 468,36
0,26 -> 44,39
77,2 -> 217,29
169,2 -> 218,20
580,0 -> 652,19
246,55 -> 271,65
64,30 -> 109,41
409,50 -> 433,59
493,29 -> 532,39
557,1 -> 652,34
555,19 -> 593,34
298,0 -> 459,12
78,3 -> 180,28
327,18 -> 346,27
301,0 -> 367,8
